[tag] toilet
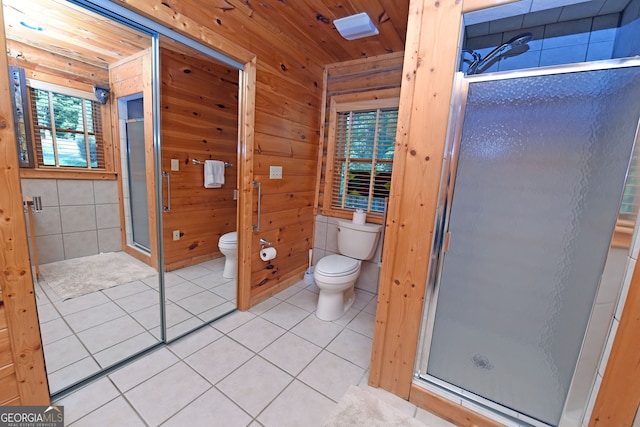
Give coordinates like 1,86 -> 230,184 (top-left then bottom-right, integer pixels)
314,220 -> 381,321
218,231 -> 237,279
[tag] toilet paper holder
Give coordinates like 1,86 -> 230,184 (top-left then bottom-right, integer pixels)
260,238 -> 272,248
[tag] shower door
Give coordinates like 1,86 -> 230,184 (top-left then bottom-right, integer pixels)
418,63 -> 640,426
125,97 -> 151,251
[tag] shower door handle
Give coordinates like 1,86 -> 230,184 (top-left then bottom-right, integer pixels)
162,171 -> 171,213
253,179 -> 261,232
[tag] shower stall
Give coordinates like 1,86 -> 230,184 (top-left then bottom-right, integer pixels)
415,59 -> 640,427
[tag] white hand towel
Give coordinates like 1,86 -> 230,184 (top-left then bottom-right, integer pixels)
204,160 -> 225,188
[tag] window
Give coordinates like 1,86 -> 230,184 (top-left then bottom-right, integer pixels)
29,85 -> 104,169
324,97 -> 399,218
620,144 -> 640,221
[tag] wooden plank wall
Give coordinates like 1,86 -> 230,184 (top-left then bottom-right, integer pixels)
248,52 -> 320,301
316,52 -> 404,215
160,45 -> 239,271
6,39 -> 110,87
0,7 -> 49,403
114,0 -> 329,302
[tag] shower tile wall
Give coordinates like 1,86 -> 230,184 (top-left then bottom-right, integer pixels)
463,13 -> 620,74
613,0 -> 640,57
313,214 -> 382,295
21,178 -> 121,264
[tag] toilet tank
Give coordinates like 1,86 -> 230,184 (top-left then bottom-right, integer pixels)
337,220 -> 381,260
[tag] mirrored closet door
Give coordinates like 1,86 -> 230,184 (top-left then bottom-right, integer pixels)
5,0 -> 243,395
5,0 -> 162,394
158,36 -> 239,341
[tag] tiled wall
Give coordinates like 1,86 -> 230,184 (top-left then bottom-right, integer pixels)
463,13 -> 620,73
21,179 -> 121,264
613,0 -> 640,57
313,214 -> 382,295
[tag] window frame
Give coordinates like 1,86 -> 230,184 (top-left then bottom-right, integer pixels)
20,79 -> 115,180
322,95 -> 399,224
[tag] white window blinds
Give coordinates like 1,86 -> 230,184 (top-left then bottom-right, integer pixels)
330,107 -> 398,213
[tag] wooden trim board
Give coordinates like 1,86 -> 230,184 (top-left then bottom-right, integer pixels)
368,0 -> 464,398
237,58 -> 257,311
589,257 -> 640,426
0,2 -> 50,404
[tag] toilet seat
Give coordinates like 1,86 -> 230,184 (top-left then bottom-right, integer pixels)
315,255 -> 359,277
219,231 -> 237,245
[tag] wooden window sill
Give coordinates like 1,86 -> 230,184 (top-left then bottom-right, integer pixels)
20,168 -> 117,180
320,207 -> 384,225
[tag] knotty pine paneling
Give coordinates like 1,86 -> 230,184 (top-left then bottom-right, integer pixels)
160,46 -> 239,271
0,326 -> 13,368
6,40 -> 109,87
0,364 -> 20,405
0,9 -> 49,402
316,52 -> 404,213
254,134 -> 318,160
4,0 -> 150,68
369,0 -> 463,400
118,0 -> 333,301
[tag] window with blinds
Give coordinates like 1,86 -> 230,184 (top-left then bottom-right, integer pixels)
328,105 -> 398,215
30,87 -> 104,169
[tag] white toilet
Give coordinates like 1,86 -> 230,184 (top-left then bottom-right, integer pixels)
218,231 -> 237,279
314,220 -> 381,321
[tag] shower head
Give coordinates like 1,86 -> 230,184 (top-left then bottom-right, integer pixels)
466,32 -> 533,75
506,32 -> 533,48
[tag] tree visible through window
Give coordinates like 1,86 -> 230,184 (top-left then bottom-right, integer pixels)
325,98 -> 398,217
620,145 -> 640,220
30,88 -> 103,168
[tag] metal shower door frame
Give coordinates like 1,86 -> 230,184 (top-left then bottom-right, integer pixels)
414,58 -> 640,427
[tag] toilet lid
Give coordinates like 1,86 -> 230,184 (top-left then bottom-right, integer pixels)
315,255 -> 359,277
219,231 -> 237,244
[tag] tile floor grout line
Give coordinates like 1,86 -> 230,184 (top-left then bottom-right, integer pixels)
108,351 -> 183,395
107,376 -> 151,427
210,364 -> 290,425
38,281 -> 106,380
154,380 -> 216,426
248,374 -> 297,424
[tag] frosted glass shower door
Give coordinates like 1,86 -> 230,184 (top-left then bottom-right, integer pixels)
425,66 -> 640,426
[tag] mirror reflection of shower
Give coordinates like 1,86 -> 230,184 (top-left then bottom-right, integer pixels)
120,95 -> 151,253
464,32 -> 533,75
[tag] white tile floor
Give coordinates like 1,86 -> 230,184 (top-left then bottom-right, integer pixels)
52,279 -> 457,427
35,255 -> 236,394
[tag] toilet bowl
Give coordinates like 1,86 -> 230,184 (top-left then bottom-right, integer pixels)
314,254 -> 361,320
218,231 -> 237,279
313,221 -> 380,321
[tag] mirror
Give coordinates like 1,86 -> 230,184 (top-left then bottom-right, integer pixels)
4,0 -> 242,395
158,36 -> 239,341
5,0 -> 160,394
3,0 -> 162,394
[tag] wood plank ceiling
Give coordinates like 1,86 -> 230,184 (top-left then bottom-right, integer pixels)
2,0 -> 410,68
3,0 -> 150,68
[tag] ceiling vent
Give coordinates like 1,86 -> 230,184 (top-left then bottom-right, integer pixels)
334,12 -> 379,40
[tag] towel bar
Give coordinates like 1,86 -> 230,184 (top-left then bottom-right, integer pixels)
192,159 -> 232,167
